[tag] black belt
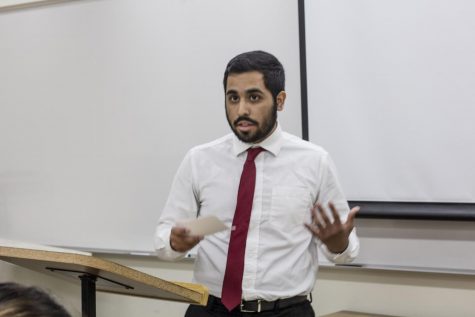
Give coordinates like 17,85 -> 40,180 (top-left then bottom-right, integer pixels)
207,295 -> 309,313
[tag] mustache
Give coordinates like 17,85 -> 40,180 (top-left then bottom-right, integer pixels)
234,117 -> 258,126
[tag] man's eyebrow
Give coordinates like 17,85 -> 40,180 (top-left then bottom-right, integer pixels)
225,88 -> 264,95
246,88 -> 264,94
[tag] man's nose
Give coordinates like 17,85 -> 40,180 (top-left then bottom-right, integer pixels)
237,100 -> 251,116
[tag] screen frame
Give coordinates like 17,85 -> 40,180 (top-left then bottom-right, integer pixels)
297,0 -> 475,221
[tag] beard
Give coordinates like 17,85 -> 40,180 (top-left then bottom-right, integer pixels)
226,103 -> 278,143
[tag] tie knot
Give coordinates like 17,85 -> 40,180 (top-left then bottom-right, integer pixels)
246,147 -> 264,162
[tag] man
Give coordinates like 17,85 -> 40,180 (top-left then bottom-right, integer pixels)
155,51 -> 359,316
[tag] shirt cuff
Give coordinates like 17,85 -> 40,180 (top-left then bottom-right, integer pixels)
154,226 -> 187,261
320,229 -> 360,264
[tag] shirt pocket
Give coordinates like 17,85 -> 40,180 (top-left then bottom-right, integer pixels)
270,186 -> 313,229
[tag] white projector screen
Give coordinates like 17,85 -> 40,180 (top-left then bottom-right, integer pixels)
305,0 -> 475,203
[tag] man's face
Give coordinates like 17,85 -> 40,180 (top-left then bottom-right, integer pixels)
225,71 -> 285,143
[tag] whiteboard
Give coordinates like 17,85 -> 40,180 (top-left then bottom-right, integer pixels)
305,0 -> 475,203
0,0 -> 302,253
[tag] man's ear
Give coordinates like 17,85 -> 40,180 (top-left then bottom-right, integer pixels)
276,91 -> 286,111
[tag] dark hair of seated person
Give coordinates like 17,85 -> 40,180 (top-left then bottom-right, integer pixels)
0,282 -> 71,317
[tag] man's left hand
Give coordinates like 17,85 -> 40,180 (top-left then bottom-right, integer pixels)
305,202 -> 359,253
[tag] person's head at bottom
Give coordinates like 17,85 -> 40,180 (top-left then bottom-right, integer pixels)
0,282 -> 71,317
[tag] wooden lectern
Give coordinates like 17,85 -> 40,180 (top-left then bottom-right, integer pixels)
0,244 -> 208,317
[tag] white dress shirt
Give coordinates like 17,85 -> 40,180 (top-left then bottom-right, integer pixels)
154,124 -> 359,301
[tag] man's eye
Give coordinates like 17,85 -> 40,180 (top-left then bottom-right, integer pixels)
228,95 -> 239,102
249,95 -> 260,102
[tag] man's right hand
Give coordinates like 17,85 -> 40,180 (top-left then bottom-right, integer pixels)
170,226 -> 203,252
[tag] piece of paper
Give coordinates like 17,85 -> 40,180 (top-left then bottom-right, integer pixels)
177,215 -> 228,236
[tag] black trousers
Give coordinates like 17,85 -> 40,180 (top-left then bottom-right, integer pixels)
184,299 -> 315,317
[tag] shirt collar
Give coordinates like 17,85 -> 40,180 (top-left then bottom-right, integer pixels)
232,122 -> 283,157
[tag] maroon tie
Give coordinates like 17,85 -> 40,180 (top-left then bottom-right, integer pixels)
221,147 -> 264,311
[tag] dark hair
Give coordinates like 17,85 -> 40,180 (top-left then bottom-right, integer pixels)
223,50 -> 285,101
0,283 -> 71,317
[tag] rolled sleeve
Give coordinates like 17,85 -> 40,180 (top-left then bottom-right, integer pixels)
319,228 -> 360,264
153,150 -> 199,261
154,224 -> 187,261
316,153 -> 360,264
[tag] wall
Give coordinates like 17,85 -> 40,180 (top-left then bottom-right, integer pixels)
2,1 -> 475,317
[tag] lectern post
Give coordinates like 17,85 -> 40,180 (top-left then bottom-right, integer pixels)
79,274 -> 97,317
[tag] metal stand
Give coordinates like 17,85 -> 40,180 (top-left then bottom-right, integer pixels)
79,274 -> 97,317
46,267 -> 133,317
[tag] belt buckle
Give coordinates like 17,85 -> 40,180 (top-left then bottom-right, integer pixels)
240,299 -> 262,313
